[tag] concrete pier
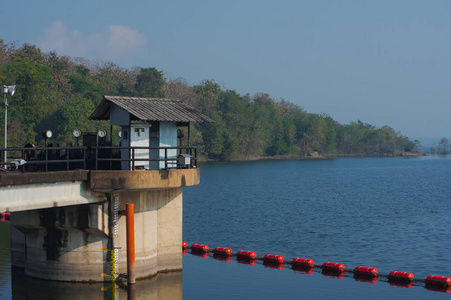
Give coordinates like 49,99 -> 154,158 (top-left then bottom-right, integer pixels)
4,169 -> 199,282
0,95 -> 213,282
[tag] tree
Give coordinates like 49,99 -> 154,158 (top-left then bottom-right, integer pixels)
134,67 -> 165,97
0,41 -> 421,159
437,137 -> 450,154
53,94 -> 97,142
44,51 -> 72,105
194,80 -> 222,115
200,110 -> 227,159
3,55 -> 53,143
0,121 -> 26,147
0,39 -> 17,64
164,77 -> 198,107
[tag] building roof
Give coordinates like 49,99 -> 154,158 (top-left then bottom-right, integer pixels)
89,96 -> 214,124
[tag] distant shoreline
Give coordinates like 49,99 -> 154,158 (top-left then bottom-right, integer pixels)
201,152 -> 427,162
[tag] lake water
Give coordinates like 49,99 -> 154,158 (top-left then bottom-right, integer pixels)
1,156 -> 450,299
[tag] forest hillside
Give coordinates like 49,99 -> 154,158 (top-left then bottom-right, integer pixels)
0,40 -> 421,160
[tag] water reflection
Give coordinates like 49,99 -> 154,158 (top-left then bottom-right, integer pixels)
11,268 -> 182,300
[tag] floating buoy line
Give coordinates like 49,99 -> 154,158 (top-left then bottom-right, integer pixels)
182,242 -> 451,293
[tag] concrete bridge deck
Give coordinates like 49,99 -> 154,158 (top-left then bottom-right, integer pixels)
0,169 -> 199,212
0,168 -> 200,282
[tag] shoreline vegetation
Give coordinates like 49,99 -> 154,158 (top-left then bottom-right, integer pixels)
201,151 -> 427,163
0,40 -> 441,162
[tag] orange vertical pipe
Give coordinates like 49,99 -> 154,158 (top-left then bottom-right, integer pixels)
126,203 -> 136,284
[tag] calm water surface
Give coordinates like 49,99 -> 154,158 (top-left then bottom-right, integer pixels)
182,156 -> 451,299
0,156 -> 450,299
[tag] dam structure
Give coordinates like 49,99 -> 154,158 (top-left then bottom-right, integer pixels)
0,96 -> 213,282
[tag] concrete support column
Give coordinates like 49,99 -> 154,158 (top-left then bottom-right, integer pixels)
10,203 -> 110,281
113,187 -> 183,280
10,187 -> 183,282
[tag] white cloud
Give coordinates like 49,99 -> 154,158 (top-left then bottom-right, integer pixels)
35,21 -> 148,67
108,25 -> 147,49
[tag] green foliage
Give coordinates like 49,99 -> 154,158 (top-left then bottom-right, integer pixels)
134,67 -> 165,97
437,138 -> 450,154
0,43 -> 134,145
4,54 -> 53,142
55,94 -> 96,140
0,42 -> 419,159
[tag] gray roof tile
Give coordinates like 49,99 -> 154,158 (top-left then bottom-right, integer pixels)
89,96 -> 214,124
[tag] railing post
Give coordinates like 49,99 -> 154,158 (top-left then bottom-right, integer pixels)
21,148 -> 25,172
194,147 -> 197,168
95,147 -> 98,170
66,148 -> 70,171
45,148 -> 48,172
109,147 -> 112,170
131,148 -> 135,171
83,148 -> 86,170
165,148 -> 168,169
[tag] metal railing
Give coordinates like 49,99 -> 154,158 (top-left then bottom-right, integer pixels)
0,146 -> 87,173
92,146 -> 197,170
0,145 -> 197,173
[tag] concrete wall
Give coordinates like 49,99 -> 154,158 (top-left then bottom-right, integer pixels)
1,181 -> 106,213
5,169 -> 197,282
11,202 -> 110,281
114,188 -> 183,279
10,187 -> 183,282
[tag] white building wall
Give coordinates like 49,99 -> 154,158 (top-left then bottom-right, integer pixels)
159,122 -> 177,169
130,124 -> 151,169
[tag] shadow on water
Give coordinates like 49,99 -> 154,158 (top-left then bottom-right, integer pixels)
11,268 -> 182,300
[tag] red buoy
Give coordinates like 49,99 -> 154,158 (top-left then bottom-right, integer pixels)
182,241 -> 188,249
191,243 -> 209,253
263,254 -> 285,264
213,247 -> 233,256
292,258 -> 315,268
426,275 -> 451,288
236,250 -> 257,261
322,262 -> 345,273
388,271 -> 414,282
354,266 -> 378,277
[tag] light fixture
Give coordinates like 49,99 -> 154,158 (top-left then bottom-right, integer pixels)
97,129 -> 107,138
43,130 -> 53,139
73,129 -> 82,138
3,85 -> 16,96
118,131 -> 122,138
3,85 -> 16,163
42,130 -> 52,147
73,129 -> 82,146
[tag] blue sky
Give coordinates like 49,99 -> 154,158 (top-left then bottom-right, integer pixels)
1,0 -> 450,140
